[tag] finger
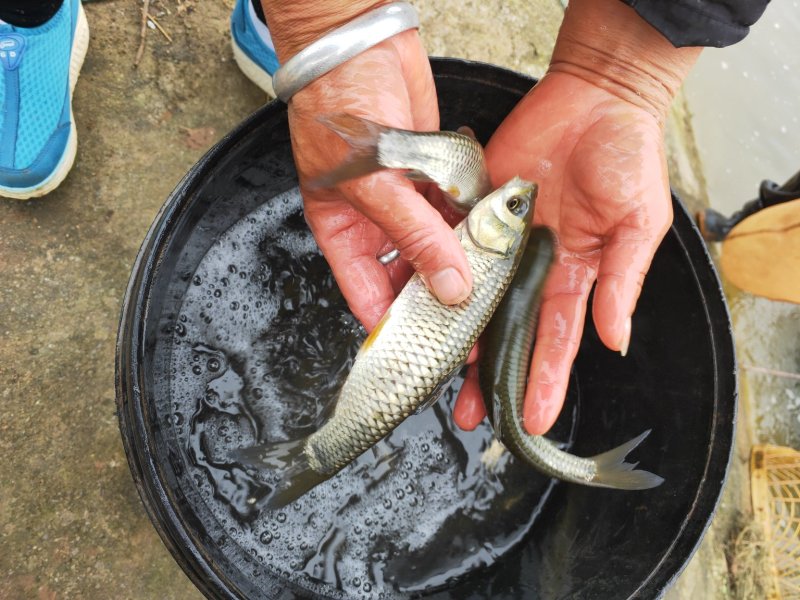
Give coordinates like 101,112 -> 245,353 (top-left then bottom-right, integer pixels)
343,173 -> 473,305
454,364 -> 486,431
411,183 -> 466,231
303,199 -> 394,331
374,237 -> 416,295
523,254 -> 595,434
466,344 -> 479,364
592,207 -> 672,354
392,30 -> 439,132
384,254 -> 415,296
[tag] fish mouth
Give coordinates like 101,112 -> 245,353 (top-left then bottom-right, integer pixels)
516,182 -> 536,197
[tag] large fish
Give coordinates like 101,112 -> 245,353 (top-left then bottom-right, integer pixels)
234,178 -> 536,508
478,227 -> 664,489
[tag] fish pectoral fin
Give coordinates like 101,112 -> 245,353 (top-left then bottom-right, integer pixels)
413,387 -> 443,415
490,397 -> 502,429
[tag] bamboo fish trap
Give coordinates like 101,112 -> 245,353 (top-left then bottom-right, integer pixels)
751,445 -> 800,599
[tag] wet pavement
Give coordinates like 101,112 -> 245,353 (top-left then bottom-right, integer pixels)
0,1 -> 768,598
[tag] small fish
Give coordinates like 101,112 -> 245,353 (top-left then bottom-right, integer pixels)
478,228 -> 664,490
312,113 -> 492,213
234,178 -> 537,508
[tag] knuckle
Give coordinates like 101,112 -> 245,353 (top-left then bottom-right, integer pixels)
393,227 -> 444,269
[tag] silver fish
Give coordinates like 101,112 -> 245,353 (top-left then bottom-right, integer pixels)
479,228 -> 664,490
312,113 -> 492,213
315,115 -> 663,490
233,178 -> 537,509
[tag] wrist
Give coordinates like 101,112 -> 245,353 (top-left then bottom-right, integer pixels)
548,0 -> 701,120
261,0 -> 390,62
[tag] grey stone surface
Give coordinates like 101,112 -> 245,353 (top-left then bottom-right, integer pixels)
0,1 -> 263,597
0,1 -> 750,598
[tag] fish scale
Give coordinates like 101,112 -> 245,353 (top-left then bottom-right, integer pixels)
305,222 -> 521,474
312,114 -> 492,213
378,130 -> 491,205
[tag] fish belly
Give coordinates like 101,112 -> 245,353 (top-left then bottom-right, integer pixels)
306,237 -> 513,473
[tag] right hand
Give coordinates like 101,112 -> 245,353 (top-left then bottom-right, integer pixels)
285,31 -> 473,331
450,0 -> 701,435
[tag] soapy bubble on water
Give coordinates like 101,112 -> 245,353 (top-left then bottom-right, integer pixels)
168,188 -> 560,598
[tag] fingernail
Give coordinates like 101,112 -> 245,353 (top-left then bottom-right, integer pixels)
429,268 -> 469,304
461,397 -> 484,431
620,317 -> 632,357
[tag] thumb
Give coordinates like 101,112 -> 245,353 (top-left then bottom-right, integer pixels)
341,172 -> 472,304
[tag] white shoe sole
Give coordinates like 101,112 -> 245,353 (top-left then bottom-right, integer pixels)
1,2 -> 90,201
231,34 -> 276,98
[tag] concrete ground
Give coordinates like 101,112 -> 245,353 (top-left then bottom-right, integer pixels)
0,1 -> 753,598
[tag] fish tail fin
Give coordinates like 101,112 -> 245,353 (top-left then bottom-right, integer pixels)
588,429 -> 665,490
231,439 -> 328,509
310,113 -> 389,189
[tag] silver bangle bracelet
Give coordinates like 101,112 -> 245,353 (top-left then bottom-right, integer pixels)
272,2 -> 420,103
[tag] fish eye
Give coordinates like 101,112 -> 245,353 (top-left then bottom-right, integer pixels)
506,196 -> 527,216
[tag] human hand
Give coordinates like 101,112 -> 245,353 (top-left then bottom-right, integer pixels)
453,0 -> 701,435
262,2 -> 471,331
288,32 -> 475,331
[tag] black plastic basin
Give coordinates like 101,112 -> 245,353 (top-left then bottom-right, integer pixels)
116,58 -> 736,599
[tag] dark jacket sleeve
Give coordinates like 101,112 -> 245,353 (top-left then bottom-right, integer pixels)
619,0 -> 771,48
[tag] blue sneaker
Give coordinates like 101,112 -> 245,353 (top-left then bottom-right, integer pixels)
0,0 -> 89,200
230,0 -> 279,97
